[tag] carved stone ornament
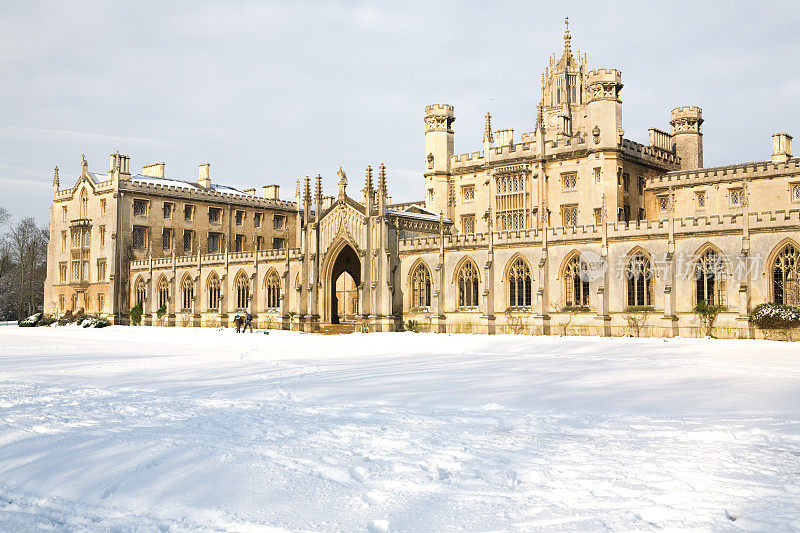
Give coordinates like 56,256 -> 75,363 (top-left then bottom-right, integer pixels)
592,125 -> 601,145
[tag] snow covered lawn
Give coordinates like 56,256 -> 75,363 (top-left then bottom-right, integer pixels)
1,326 -> 799,531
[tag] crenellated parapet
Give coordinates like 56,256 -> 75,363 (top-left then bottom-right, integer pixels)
586,68 -> 623,102
648,157 -> 800,191
129,247 -> 303,271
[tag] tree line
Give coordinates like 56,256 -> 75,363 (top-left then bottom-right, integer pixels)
0,206 -> 49,321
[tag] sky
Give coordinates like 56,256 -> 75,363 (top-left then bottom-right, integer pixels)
1,1 -> 798,226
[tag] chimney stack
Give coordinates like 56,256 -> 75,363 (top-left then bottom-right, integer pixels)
263,184 -> 280,199
243,188 -> 256,195
141,162 -> 165,178
772,132 -> 793,163
198,163 -> 211,188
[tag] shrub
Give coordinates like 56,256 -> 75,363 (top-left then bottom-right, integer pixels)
694,301 -> 725,337
129,302 -> 143,326
751,303 -> 800,338
37,315 -> 56,327
19,313 -> 42,327
405,319 -> 421,333
156,305 -> 167,319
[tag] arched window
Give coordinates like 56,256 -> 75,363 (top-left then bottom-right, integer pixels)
265,271 -> 281,310
772,243 -> 800,305
135,277 -> 146,306
695,248 -> 726,306
508,257 -> 532,308
564,254 -> 590,308
207,273 -> 221,311
411,262 -> 431,309
181,276 -> 194,311
235,272 -> 250,310
625,252 -> 652,307
457,259 -> 480,308
156,277 -> 169,310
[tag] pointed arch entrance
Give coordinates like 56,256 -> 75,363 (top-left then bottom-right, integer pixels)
327,243 -> 361,324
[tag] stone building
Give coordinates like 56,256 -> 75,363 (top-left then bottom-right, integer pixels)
44,23 -> 800,337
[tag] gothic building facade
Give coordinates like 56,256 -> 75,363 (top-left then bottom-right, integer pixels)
44,25 -> 800,337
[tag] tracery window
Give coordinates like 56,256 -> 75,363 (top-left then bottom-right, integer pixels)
411,263 -> 431,309
772,244 -> 800,305
156,277 -> 169,311
235,272 -> 250,310
625,253 -> 653,307
207,273 -> 221,310
266,272 -> 281,310
457,259 -> 480,308
508,258 -> 532,308
181,276 -> 194,311
495,170 -> 527,230
135,277 -> 147,306
564,254 -> 590,308
695,249 -> 726,306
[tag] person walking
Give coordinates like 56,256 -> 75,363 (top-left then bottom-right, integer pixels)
234,314 -> 241,333
244,312 -> 253,333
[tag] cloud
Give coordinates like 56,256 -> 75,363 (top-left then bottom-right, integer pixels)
0,127 -> 169,147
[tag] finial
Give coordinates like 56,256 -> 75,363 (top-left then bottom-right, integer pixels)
483,112 -> 493,144
53,165 -> 59,186
81,154 -> 87,168
315,173 -> 322,199
304,175 -> 311,204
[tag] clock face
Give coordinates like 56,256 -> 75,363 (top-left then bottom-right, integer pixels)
547,112 -> 560,127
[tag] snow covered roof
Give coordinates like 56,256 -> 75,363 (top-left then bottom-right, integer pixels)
129,175 -> 252,196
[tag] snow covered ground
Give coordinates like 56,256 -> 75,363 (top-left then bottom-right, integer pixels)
1,326 -> 799,531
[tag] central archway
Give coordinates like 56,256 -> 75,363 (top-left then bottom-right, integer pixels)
328,243 -> 361,324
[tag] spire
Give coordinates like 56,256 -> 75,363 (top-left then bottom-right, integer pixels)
483,112 -> 493,144
53,166 -> 59,187
365,165 -> 373,192
378,162 -> 387,196
562,17 -> 572,63
315,173 -> 322,200
303,175 -> 311,206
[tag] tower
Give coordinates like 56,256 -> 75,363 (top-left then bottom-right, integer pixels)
586,69 -> 623,150
424,104 -> 455,215
670,106 -> 703,170
540,18 -> 588,141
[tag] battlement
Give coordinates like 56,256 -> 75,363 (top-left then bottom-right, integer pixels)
587,68 -> 622,84
129,247 -> 303,271
648,157 -> 800,190
671,106 -> 703,120
398,208 -> 800,253
619,138 -> 680,167
425,104 -> 454,116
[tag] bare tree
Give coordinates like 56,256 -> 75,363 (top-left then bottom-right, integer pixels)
5,217 -> 49,319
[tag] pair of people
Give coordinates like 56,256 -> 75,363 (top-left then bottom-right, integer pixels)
233,312 -> 253,333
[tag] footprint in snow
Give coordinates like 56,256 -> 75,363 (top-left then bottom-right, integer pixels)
367,519 -> 389,532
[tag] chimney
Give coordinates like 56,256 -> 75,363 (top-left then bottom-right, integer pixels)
141,162 -> 165,178
108,152 -> 131,179
494,128 -> 514,147
198,163 -> 211,188
322,195 -> 335,210
243,187 -> 256,195
263,184 -> 280,199
772,132 -> 793,163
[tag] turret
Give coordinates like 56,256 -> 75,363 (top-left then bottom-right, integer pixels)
424,104 -> 454,215
586,68 -> 623,150
670,106 -> 703,170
